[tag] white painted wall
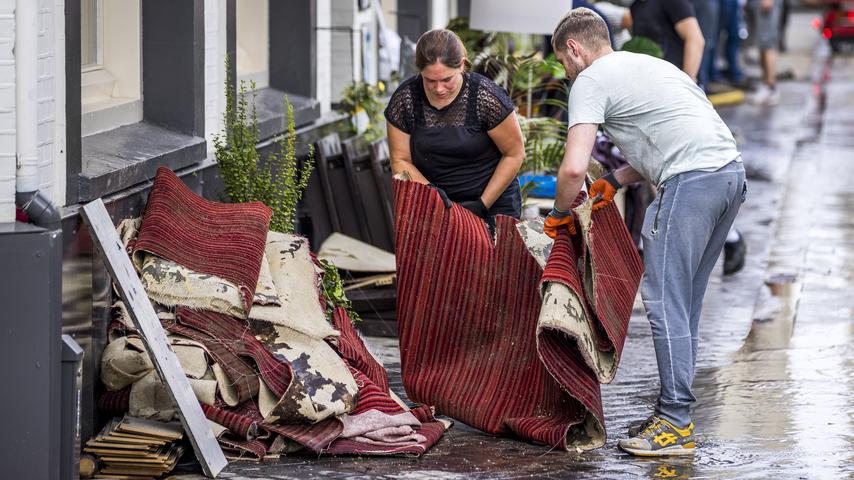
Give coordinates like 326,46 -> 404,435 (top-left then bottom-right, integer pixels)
316,0 -> 332,114
37,0 -> 57,204
430,0 -> 450,30
331,0 -> 355,104
235,0 -> 268,89
204,0 -> 228,157
53,0 -> 66,207
80,0 -> 142,137
380,0 -> 397,32
102,0 -> 141,99
0,0 -> 15,222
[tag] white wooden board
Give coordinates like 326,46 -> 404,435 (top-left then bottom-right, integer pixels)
318,232 -> 396,273
82,199 -> 227,478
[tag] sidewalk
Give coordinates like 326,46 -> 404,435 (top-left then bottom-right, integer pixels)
179,13 -> 854,480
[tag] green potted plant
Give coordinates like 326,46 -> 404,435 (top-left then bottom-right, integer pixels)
214,59 -> 359,322
339,81 -> 387,142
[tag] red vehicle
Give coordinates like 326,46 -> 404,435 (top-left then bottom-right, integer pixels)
823,2 -> 854,52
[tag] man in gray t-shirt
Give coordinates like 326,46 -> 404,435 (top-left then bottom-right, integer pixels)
543,8 -> 747,457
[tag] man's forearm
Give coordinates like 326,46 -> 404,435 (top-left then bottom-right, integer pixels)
554,123 -> 599,212
554,169 -> 586,212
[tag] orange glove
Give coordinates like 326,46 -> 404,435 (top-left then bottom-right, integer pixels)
589,171 -> 622,211
544,209 -> 577,239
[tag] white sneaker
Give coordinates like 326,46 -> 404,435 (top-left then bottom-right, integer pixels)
750,84 -> 780,106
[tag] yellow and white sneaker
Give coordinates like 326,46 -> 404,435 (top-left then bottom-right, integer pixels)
618,416 -> 695,457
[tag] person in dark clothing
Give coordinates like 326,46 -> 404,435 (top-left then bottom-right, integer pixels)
711,0 -> 748,86
690,0 -> 721,89
630,0 -> 748,274
630,0 -> 706,81
384,29 -> 525,219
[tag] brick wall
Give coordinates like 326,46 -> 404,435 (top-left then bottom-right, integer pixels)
37,0 -> 57,204
0,0 -> 14,222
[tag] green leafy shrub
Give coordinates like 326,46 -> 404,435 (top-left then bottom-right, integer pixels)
621,36 -> 664,58
214,59 -> 358,324
213,58 -> 315,233
318,259 -> 361,323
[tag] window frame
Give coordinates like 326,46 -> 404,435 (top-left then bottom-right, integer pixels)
79,0 -> 143,137
66,0 -> 208,205
80,0 -> 103,71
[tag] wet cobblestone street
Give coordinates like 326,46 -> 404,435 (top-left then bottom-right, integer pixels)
177,14 -> 854,480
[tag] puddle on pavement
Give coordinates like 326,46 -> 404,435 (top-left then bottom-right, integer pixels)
685,183 -> 854,480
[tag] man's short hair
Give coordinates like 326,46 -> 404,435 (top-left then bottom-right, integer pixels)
551,8 -> 611,52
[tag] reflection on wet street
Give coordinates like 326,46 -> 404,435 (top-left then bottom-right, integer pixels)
186,13 -> 854,480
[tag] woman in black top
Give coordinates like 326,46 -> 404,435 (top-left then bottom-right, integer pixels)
384,29 -> 525,219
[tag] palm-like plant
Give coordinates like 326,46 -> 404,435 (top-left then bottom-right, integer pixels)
472,51 -> 566,116
518,116 -> 566,174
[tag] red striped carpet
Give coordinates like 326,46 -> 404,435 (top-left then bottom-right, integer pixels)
103,304 -> 445,457
172,308 -> 294,398
133,167 -> 272,312
327,307 -> 447,455
541,204 -> 643,373
394,180 -> 641,450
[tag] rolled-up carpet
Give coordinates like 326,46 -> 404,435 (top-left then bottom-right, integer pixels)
539,199 -> 643,386
133,167 -> 272,313
394,180 -> 641,451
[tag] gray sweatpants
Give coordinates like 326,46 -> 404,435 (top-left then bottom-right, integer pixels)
641,160 -> 747,428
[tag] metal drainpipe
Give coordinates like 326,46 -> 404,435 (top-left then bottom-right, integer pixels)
14,0 -> 60,230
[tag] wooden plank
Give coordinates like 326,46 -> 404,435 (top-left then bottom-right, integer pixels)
117,416 -> 183,441
81,199 -> 227,478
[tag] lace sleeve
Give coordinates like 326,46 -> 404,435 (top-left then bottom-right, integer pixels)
384,82 -> 415,134
476,75 -> 516,131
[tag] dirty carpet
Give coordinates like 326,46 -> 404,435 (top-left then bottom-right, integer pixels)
99,168 -> 446,463
394,180 -> 642,451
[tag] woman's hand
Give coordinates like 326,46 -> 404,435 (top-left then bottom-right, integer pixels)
459,199 -> 489,218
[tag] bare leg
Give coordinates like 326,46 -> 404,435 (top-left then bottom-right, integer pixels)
760,48 -> 777,87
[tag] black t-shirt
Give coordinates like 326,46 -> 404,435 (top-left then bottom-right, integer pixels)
630,0 -> 695,69
384,72 -> 521,218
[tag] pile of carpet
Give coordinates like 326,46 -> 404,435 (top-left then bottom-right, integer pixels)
394,180 -> 642,451
98,167 -> 446,463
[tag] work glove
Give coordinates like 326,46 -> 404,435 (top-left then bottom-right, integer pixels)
589,171 -> 622,212
458,199 -> 489,219
544,208 -> 577,239
427,183 -> 452,209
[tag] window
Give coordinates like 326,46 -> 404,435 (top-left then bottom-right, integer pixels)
81,0 -> 100,69
80,0 -> 142,137
69,0 -> 208,204
236,0 -> 269,89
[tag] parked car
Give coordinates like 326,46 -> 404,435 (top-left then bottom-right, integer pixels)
823,2 -> 854,52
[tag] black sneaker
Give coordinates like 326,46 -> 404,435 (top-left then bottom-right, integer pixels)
724,235 -> 746,275
627,415 -> 656,437
618,416 -> 696,457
